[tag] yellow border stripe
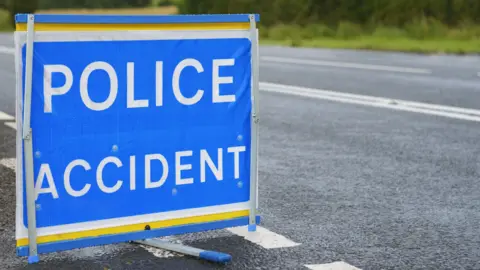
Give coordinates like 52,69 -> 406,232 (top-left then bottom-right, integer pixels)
15,22 -> 250,31
17,210 -> 249,247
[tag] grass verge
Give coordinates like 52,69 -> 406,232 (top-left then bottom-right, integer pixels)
2,8 -> 479,55
260,22 -> 480,55
261,37 -> 480,55
0,9 -> 12,32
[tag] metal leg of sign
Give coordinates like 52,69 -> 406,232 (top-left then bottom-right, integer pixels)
22,14 -> 39,264
134,239 -> 232,264
248,14 -> 260,232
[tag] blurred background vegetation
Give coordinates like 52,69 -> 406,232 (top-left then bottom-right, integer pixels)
1,0 -> 480,54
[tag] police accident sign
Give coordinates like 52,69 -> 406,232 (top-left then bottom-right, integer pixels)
14,14 -> 260,256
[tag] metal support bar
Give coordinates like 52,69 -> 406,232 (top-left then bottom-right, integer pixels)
248,14 -> 260,232
134,239 -> 232,264
22,14 -> 39,264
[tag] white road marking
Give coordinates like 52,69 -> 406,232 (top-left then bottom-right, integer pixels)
4,122 -> 17,130
261,82 -> 480,122
227,225 -> 300,249
305,261 -> 362,270
261,56 -> 432,75
0,158 -> 16,170
263,82 -> 480,116
0,111 -> 17,130
0,111 -> 14,121
0,46 -> 14,55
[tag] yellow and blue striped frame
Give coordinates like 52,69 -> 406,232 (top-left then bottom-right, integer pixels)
15,13 -> 261,257
17,210 -> 260,256
15,14 -> 259,31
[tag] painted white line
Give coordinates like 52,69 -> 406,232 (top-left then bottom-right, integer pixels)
0,111 -> 14,121
4,122 -> 17,130
0,46 -> 14,55
305,261 -> 362,270
260,82 -> 480,122
227,225 -> 300,249
0,158 -> 16,170
261,56 -> 432,75
262,82 -> 480,116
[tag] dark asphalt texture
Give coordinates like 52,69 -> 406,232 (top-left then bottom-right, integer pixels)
1,34 -> 480,270
261,46 -> 480,110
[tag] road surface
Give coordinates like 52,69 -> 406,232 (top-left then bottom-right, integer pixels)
0,33 -> 480,270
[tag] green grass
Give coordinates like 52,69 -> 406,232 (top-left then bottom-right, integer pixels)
2,7 -> 479,55
261,37 -> 480,54
261,21 -> 480,54
0,9 -> 12,32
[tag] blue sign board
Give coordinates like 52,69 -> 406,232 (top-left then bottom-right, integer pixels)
14,14 -> 260,258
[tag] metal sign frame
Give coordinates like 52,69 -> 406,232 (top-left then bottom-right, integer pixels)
14,13 -> 261,264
